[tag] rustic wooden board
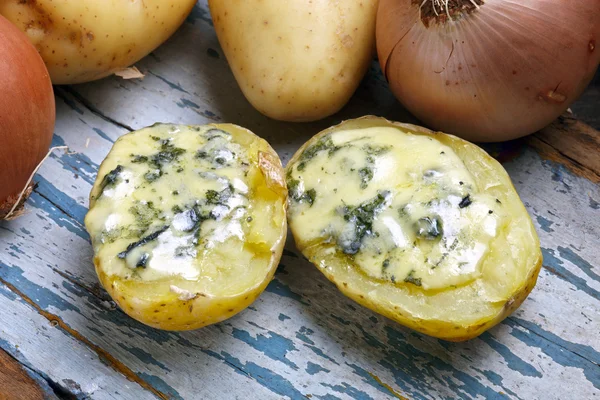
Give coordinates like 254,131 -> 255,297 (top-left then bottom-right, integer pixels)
0,2 -> 599,399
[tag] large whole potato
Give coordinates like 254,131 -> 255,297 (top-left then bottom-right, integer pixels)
0,0 -> 197,84
209,0 -> 378,122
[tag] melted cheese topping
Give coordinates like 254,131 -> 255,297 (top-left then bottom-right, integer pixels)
86,124 -> 272,284
287,127 -> 508,290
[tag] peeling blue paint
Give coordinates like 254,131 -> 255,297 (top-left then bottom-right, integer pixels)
542,248 -> 600,300
138,373 -> 184,400
149,71 -> 190,94
50,134 -> 98,185
317,395 -> 342,400
346,362 -> 401,399
34,176 -> 88,225
507,318 -> 600,388
557,246 -> 600,283
548,163 -> 572,191
0,262 -> 79,313
177,98 -> 200,109
321,382 -> 374,400
306,361 -> 330,375
93,128 -> 115,143
363,326 -> 513,400
232,326 -> 298,369
117,343 -> 171,372
536,215 -> 555,232
204,350 -> 306,399
304,344 -> 339,366
479,332 -> 542,377
278,313 -> 291,321
473,368 -> 523,400
295,326 -> 315,345
9,245 -> 26,255
266,278 -> 309,305
28,192 -> 89,242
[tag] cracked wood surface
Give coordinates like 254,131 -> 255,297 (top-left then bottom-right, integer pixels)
0,1 -> 599,399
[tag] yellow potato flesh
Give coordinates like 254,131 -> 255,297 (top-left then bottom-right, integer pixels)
85,124 -> 287,330
0,0 -> 196,84
208,0 -> 378,122
286,117 -> 542,341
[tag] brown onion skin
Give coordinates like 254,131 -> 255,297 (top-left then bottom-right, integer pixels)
377,0 -> 600,142
0,14 -> 55,217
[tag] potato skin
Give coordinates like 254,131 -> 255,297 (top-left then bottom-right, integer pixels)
287,116 -> 543,341
209,0 -> 378,122
87,123 -> 288,331
0,0 -> 196,84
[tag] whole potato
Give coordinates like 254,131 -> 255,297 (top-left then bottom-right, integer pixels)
209,0 -> 378,122
0,0 -> 197,84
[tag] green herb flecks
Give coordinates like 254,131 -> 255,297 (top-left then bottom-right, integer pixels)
287,177 -> 317,206
358,166 -> 374,189
149,139 -> 186,169
404,270 -> 422,286
362,144 -> 391,156
128,201 -> 162,236
205,184 -> 234,206
415,216 -> 443,240
130,139 -> 186,183
296,135 -> 343,172
338,191 -> 390,255
118,225 -> 169,260
130,155 -> 148,164
98,165 -> 124,196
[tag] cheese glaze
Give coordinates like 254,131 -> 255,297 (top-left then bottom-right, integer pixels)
287,126 -> 507,290
86,124 -> 274,286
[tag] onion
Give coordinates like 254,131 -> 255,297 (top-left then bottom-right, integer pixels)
377,0 -> 600,142
0,15 -> 55,219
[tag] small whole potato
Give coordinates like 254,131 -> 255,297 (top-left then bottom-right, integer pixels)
209,0 -> 378,122
0,0 -> 197,84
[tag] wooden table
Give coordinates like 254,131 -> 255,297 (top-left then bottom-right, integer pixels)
1,2 -> 599,399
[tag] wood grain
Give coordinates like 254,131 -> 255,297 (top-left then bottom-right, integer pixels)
529,113 -> 600,183
0,349 -> 45,400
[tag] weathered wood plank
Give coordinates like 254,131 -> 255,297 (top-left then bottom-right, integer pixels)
0,276 -> 158,399
0,85 -> 597,399
529,113 -> 600,183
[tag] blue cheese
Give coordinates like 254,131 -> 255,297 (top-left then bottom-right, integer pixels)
287,126 -> 507,290
86,124 -> 262,283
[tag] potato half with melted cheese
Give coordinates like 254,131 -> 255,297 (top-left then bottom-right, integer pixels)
85,124 -> 287,330
286,117 -> 542,341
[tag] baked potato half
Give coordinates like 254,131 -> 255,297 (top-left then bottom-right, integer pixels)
286,116 -> 542,341
85,123 -> 287,330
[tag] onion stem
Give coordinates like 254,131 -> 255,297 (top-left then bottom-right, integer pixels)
2,146 -> 68,220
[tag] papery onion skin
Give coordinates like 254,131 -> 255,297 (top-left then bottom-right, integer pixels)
377,0 -> 600,142
0,14 -> 55,218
